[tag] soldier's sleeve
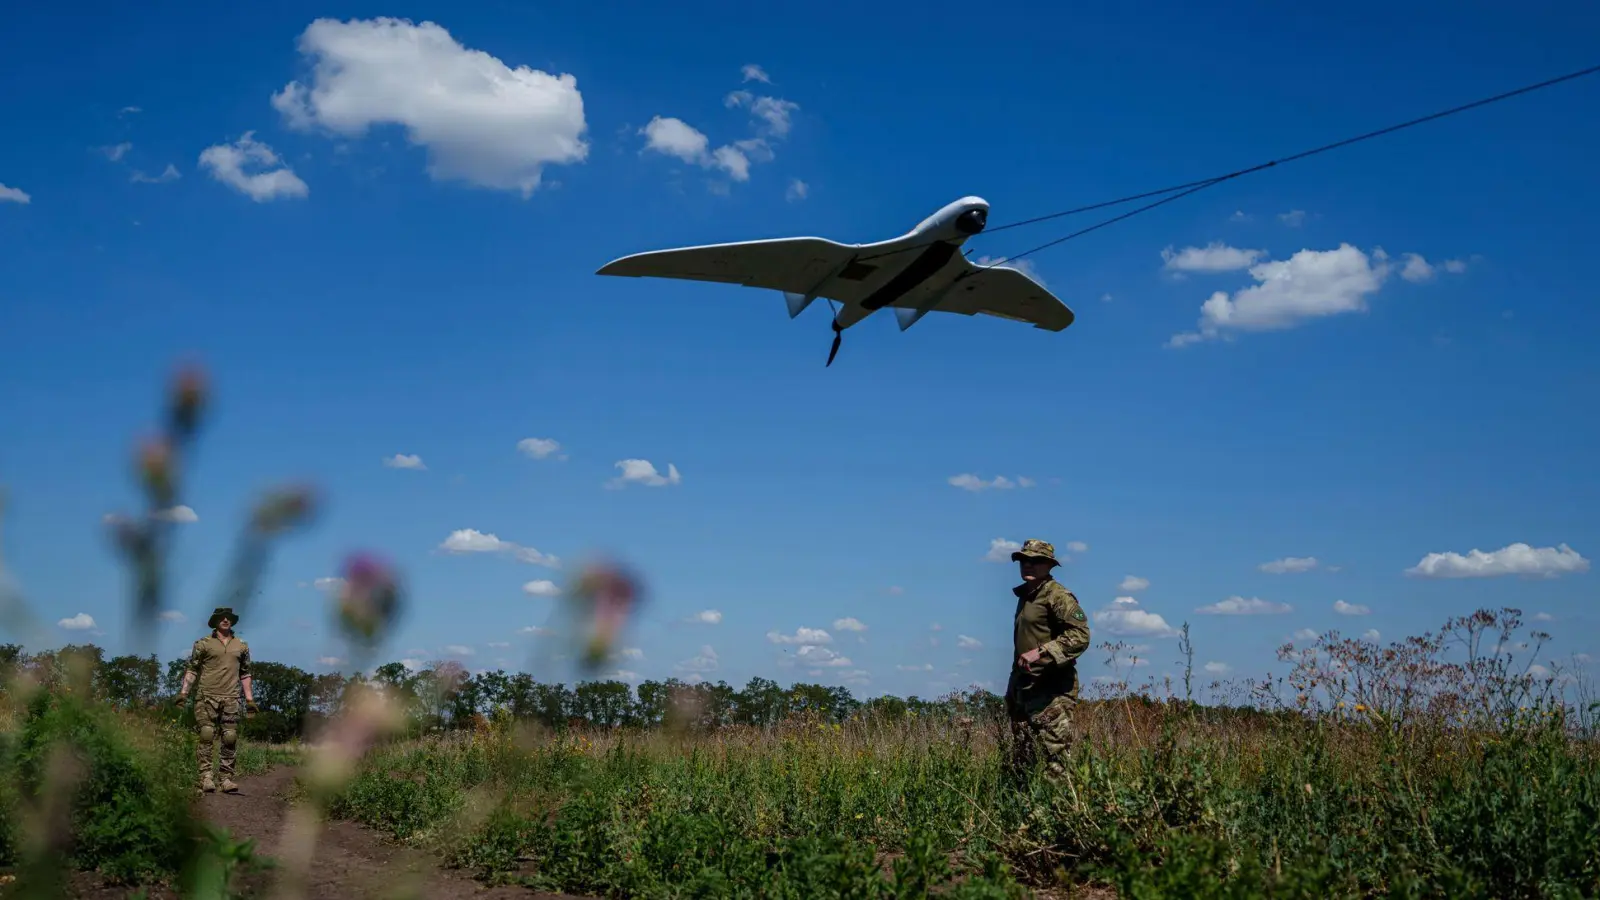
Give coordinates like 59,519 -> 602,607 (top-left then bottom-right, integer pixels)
184,639 -> 204,677
1037,587 -> 1091,666
237,641 -> 251,680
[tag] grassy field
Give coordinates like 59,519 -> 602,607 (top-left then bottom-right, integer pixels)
321,674 -> 1600,898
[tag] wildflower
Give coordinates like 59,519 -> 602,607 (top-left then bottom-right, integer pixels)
168,364 -> 207,438
137,437 -> 175,506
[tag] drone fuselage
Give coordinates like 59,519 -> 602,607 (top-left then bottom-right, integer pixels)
822,196 -> 990,330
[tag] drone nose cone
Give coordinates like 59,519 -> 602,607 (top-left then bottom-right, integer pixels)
955,208 -> 987,235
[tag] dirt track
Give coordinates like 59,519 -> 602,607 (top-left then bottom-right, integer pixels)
68,765 -> 587,899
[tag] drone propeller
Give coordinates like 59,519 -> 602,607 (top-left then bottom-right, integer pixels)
825,319 -> 843,367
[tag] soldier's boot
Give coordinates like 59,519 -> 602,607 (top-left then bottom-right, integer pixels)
220,777 -> 239,793
218,723 -> 239,793
200,773 -> 216,793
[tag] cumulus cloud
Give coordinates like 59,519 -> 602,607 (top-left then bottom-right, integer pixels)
517,437 -> 565,460
444,644 -> 474,656
795,644 -> 852,667
688,609 -> 722,625
741,64 -> 770,83
1362,628 -> 1381,641
1093,597 -> 1178,638
1333,600 -> 1370,616
272,17 -> 588,196
948,474 -> 1035,492
768,627 -> 831,645
383,453 -> 426,470
607,459 -> 681,489
1404,542 -> 1589,579
985,538 -> 1021,562
313,576 -> 346,593
518,625 -> 553,636
152,505 -> 198,523
640,67 -> 798,187
785,178 -> 808,202
1260,556 -> 1318,574
898,663 -> 933,672
439,528 -> 559,567
522,579 -> 560,597
1195,596 -> 1293,615
1278,210 -> 1308,227
1167,244 -> 1399,347
1066,541 -> 1088,553
675,645 -> 719,677
58,613 -> 96,631
832,617 -> 867,632
0,183 -> 31,204
98,142 -> 132,162
1119,575 -> 1150,593
159,610 -> 185,623
957,635 -> 982,649
1161,242 -> 1265,274
1204,661 -> 1231,674
131,164 -> 181,184
1291,628 -> 1320,643
1399,252 -> 1469,283
198,132 -> 309,202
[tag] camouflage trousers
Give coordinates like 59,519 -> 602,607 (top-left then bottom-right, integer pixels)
1005,691 -> 1076,783
195,694 -> 240,780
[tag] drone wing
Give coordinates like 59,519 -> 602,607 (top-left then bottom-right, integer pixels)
893,259 -> 1075,332
596,237 -> 879,304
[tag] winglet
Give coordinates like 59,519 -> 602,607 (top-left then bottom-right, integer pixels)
894,306 -> 932,332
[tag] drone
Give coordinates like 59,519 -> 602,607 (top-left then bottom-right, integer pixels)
595,196 -> 1076,366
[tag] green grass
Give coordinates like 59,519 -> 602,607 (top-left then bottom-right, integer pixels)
319,698 -> 1600,899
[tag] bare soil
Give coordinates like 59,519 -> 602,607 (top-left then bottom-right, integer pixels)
61,765 -> 588,899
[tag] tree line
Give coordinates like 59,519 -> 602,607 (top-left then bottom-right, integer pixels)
0,642 -> 1009,742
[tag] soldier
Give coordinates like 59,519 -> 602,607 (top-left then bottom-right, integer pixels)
1003,539 -> 1090,784
174,606 -> 258,793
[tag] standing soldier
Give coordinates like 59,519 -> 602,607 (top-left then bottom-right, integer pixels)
1003,539 -> 1090,784
174,606 -> 258,793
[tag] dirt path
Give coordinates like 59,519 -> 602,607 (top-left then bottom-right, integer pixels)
68,765 -> 588,899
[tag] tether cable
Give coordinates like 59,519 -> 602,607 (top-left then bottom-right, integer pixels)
859,62 -> 1600,268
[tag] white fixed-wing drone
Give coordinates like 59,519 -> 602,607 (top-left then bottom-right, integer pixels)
595,196 -> 1076,366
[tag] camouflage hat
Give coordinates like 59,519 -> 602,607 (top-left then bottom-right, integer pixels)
207,607 -> 239,629
1010,539 -> 1060,567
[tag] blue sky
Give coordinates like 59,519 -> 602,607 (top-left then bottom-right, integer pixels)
2,1 -> 1598,700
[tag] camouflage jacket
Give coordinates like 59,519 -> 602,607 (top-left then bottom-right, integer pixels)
185,633 -> 251,698
1010,579 -> 1090,699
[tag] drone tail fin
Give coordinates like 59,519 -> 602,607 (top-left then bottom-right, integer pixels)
783,291 -> 817,319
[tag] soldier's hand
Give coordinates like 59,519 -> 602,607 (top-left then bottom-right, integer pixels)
245,701 -> 259,718
173,693 -> 188,707
1018,648 -> 1043,672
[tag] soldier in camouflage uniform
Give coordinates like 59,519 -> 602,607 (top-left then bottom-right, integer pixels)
1004,539 -> 1091,783
174,606 -> 258,793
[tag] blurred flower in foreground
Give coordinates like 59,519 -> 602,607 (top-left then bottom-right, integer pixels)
250,485 -> 318,535
334,552 -> 402,649
566,561 -> 643,671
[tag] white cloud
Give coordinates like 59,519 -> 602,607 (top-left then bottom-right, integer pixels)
607,669 -> 641,683
1119,575 -> 1150,593
314,576 -> 346,593
383,453 -> 426,470
159,610 -> 185,623
445,644 -> 474,656
1260,556 -> 1318,574
675,645 -> 719,675
1333,600 -> 1370,616
985,538 -> 1021,562
973,256 -> 1047,288
99,142 -> 132,162
1404,542 -> 1589,579
0,183 -> 31,204
832,617 -> 867,632
1362,628 -> 1381,641
516,437 -> 565,461
152,505 -> 198,523
1195,596 -> 1293,615
1399,253 -> 1468,283
768,627 -> 831,645
689,609 -> 722,625
898,663 -> 933,672
1093,597 -> 1178,638
198,132 -> 309,202
439,528 -> 559,567
1278,210 -> 1307,227
741,64 -> 770,83
1204,661 -> 1231,674
724,92 -> 799,138
796,644 -> 851,667
607,459 -> 680,489
948,474 -> 1034,492
59,613 -> 96,631
522,579 -> 560,597
641,68 -> 798,187
1161,242 -> 1264,273
272,17 -> 588,196
1166,244 -> 1393,347
957,634 -> 982,649
318,655 -> 344,666
785,178 -> 808,202
1066,541 -> 1088,553
1291,628 -> 1319,642
131,164 -> 181,184
1532,612 -> 1554,622
518,625 -> 553,636
1443,258 -> 1468,274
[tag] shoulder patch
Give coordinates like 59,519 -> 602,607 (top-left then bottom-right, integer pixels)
1072,606 -> 1087,621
